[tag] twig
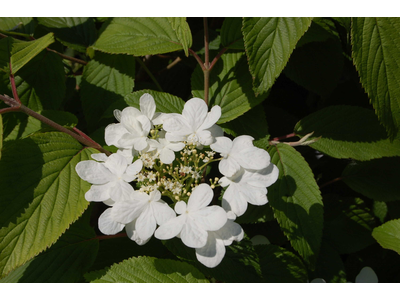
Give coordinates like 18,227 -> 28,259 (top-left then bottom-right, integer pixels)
319,177 -> 343,189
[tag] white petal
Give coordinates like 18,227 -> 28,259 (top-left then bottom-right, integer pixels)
174,201 -> 187,215
98,208 -> 125,235
163,115 -> 187,132
109,180 -> 134,201
133,137 -> 149,151
152,112 -> 164,125
154,215 -> 186,240
210,136 -> 232,155
85,182 -> 113,202
310,278 -> 326,283
192,206 -> 228,231
217,220 -> 244,245
120,107 -> 143,133
208,124 -> 224,139
355,267 -> 378,283
159,148 -> 175,164
222,184 -> 248,217
104,153 -> 129,177
234,147 -> 270,171
91,153 -> 108,162
125,220 -> 150,245
76,161 -> 113,184
197,130 -> 213,146
135,206 -> 157,241
218,156 -> 241,178
198,105 -> 221,131
187,184 -> 214,211
244,164 -> 279,188
152,201 -> 176,225
166,141 -> 185,152
126,159 -> 143,177
113,109 -> 122,122
139,93 -> 156,120
182,98 -> 208,130
180,221 -> 208,248
137,114 -> 152,134
241,186 -> 268,206
104,123 -> 129,147
111,197 -> 146,224
218,177 -> 232,188
195,233 -> 226,268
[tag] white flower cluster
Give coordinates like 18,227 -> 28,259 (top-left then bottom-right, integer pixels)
76,93 -> 279,268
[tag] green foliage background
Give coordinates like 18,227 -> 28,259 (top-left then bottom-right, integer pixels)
0,17 -> 400,283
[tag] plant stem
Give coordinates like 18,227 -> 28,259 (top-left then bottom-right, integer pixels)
203,17 -> 210,105
0,94 -> 111,155
319,177 -> 343,189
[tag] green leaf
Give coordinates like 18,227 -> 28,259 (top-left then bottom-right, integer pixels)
221,18 -> 245,50
91,257 -> 208,283
92,17 -> 192,56
255,244 -> 308,283
236,202 -> 275,224
164,238 -> 262,283
37,17 -> 96,52
310,239 -> 347,283
284,39 -> 344,97
2,110 -> 78,142
323,195 -> 376,254
192,52 -> 264,123
242,17 -> 312,95
342,158 -> 400,202
1,50 -> 66,112
10,33 -> 54,74
0,37 -> 11,73
0,132 -> 96,277
268,143 -> 323,268
122,90 -> 185,115
372,219 -> 400,254
219,104 -> 270,149
0,210 -> 98,283
294,105 -> 400,161
79,52 -> 135,128
352,17 -> 400,139
0,17 -> 35,35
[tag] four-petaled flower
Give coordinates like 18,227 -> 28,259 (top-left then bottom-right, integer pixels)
75,153 -> 143,205
155,184 -> 228,248
163,98 -> 223,147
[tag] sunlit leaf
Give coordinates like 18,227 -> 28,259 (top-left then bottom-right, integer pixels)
373,219 -> 400,255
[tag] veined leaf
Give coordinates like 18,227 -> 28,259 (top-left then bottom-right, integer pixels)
219,104 -> 270,149
80,52 -> 135,128
342,158 -> 400,202
0,210 -> 98,283
255,244 -> 308,283
242,17 -> 312,95
10,33 -> 54,74
372,219 -> 400,255
294,105 -> 400,161
92,17 -> 192,56
0,132 -> 97,278
268,143 -> 323,268
221,18 -> 245,50
91,257 -> 208,283
2,50 -> 66,112
192,52 -> 264,123
323,195 -> 376,254
352,17 -> 400,139
37,17 -> 96,52
0,17 -> 35,35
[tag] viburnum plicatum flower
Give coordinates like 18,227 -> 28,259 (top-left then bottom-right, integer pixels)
163,98 -> 223,147
155,184 -> 228,248
195,211 -> 243,268
111,189 -> 176,242
75,153 -> 143,205
105,93 -> 163,152
148,131 -> 185,164
211,135 -> 271,177
219,164 -> 279,217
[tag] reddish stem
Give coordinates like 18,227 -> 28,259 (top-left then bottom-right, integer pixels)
271,133 -> 296,141
319,177 -> 343,189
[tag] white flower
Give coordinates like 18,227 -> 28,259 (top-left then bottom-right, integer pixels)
111,189 -> 176,242
163,98 -> 223,147
149,132 -> 185,164
105,93 -> 163,152
219,164 -> 279,217
355,266 -> 378,283
195,212 -> 243,268
155,184 -> 228,248
211,135 -> 272,177
75,153 -> 143,204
